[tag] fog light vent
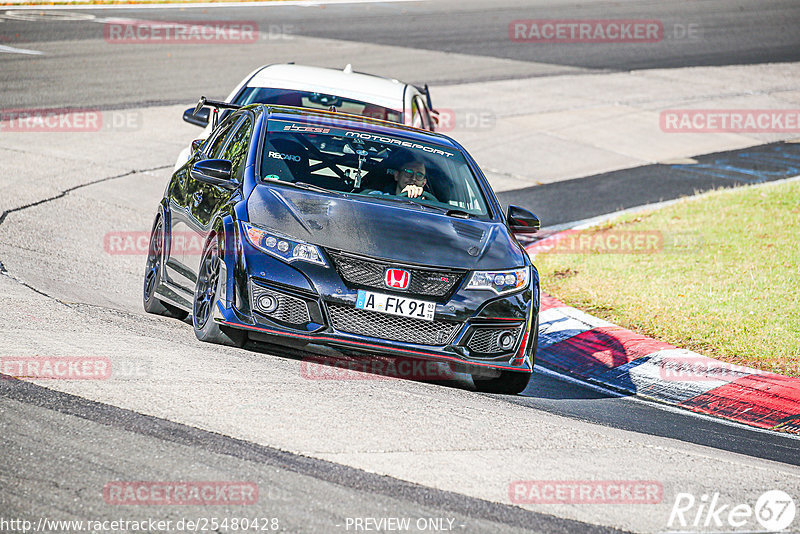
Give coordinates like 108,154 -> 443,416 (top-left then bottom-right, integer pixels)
467,326 -> 522,356
251,283 -> 310,325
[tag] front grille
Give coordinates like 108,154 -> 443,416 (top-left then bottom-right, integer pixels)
467,326 -> 522,355
327,252 -> 465,298
327,303 -> 459,346
251,283 -> 310,326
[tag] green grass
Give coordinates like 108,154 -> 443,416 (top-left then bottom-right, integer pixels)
534,179 -> 800,377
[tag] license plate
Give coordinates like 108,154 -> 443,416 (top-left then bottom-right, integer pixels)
355,290 -> 436,322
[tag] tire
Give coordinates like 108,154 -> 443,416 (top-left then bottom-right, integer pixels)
473,370 -> 532,395
143,217 -> 189,320
192,236 -> 245,347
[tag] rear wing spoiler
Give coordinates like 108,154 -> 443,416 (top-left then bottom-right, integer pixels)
192,96 -> 242,129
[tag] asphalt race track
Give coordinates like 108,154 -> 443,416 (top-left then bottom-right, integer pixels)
1,1 -> 800,533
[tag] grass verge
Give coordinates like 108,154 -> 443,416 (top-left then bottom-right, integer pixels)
532,179 -> 800,377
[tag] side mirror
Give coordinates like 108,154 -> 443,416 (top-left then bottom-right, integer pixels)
190,159 -> 238,190
184,106 -> 209,127
507,205 -> 540,234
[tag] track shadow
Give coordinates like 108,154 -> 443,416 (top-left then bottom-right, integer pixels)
243,337 -> 475,390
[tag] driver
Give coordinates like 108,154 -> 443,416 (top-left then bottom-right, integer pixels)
361,151 -> 433,199
390,157 -> 428,198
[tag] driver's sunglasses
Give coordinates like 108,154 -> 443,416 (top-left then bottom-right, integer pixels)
400,168 -> 426,181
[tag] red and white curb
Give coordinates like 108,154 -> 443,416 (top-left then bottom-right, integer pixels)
528,235 -> 800,435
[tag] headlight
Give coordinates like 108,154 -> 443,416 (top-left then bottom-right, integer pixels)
465,268 -> 529,295
242,222 -> 327,266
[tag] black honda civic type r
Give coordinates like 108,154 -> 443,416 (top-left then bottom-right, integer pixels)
144,104 -> 541,394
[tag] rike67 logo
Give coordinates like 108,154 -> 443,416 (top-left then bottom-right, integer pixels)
668,490 -> 796,532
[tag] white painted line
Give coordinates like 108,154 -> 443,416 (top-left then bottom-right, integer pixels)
533,364 -> 800,441
0,44 -> 43,55
537,306 -> 612,349
2,0 -> 421,11
534,363 -> 626,398
2,10 -> 96,20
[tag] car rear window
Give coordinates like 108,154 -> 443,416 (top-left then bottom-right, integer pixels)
237,87 -> 402,124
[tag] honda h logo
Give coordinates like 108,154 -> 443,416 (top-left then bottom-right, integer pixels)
385,268 -> 410,290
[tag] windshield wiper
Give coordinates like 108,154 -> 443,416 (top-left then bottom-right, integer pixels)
374,195 -> 439,212
445,209 -> 471,219
423,205 -> 473,218
366,196 -> 472,218
265,179 -> 341,196
295,181 -> 339,194
395,199 -> 472,218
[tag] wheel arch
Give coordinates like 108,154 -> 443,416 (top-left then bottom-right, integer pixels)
203,214 -> 240,311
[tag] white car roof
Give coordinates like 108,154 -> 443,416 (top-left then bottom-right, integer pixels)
245,64 -> 409,111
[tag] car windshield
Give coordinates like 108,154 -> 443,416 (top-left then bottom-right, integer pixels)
259,120 -> 491,218
236,87 -> 403,123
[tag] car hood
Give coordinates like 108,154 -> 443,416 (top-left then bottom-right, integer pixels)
246,186 -> 526,270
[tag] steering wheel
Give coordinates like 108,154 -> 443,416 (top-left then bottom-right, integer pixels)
399,190 -> 438,202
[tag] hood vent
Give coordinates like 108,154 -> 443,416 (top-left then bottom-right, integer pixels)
452,221 -> 485,241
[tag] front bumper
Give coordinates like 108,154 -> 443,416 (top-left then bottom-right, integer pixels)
218,236 -> 539,374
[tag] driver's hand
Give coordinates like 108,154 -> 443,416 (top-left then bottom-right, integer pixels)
401,185 -> 424,198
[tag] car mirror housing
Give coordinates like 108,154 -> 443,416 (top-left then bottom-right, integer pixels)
190,159 -> 238,190
184,106 -> 209,127
507,205 -> 540,234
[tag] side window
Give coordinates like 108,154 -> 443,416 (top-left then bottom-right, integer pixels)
221,116 -> 253,175
413,95 -> 431,130
204,114 -> 239,158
